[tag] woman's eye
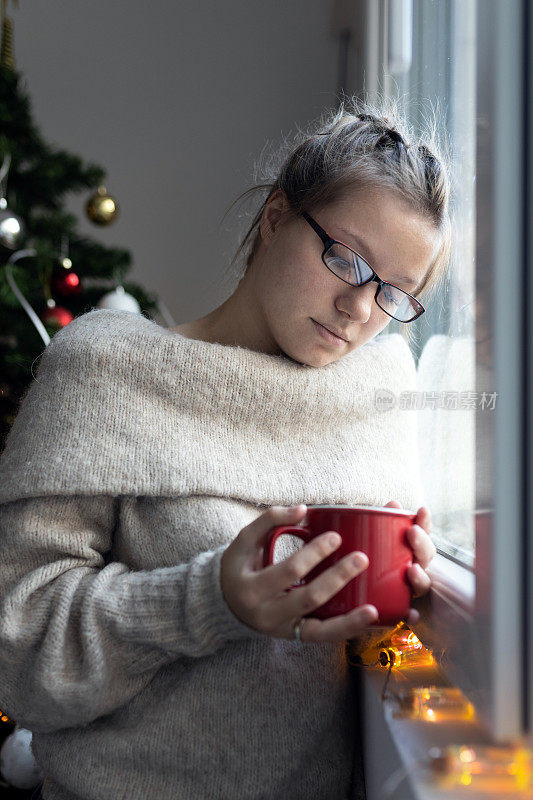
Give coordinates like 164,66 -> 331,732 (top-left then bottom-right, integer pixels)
330,258 -> 350,270
383,288 -> 402,306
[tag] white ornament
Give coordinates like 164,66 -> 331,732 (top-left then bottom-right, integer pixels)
0,726 -> 43,789
0,198 -> 25,250
96,285 -> 140,313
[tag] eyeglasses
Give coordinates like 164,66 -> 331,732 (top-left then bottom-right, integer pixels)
301,212 -> 425,323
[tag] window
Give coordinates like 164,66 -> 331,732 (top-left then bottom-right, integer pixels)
361,0 -> 528,743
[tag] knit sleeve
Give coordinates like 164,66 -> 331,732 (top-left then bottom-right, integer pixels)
0,494 -> 267,734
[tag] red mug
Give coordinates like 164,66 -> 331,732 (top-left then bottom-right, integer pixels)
262,504 -> 417,626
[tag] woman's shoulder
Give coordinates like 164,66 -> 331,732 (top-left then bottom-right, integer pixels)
39,308 -> 171,369
48,308 -> 160,348
0,310 -> 174,504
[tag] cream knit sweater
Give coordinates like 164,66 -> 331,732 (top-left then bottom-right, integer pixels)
0,308 -> 423,800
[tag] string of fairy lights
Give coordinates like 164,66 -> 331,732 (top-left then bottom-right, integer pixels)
346,621 -> 533,797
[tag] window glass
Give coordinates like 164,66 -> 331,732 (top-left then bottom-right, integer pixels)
381,0 -> 477,566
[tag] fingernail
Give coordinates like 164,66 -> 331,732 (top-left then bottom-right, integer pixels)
363,607 -> 378,624
287,504 -> 306,511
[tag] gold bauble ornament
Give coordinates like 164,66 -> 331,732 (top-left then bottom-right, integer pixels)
85,185 -> 119,226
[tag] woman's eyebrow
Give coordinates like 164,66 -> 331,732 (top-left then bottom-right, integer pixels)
336,226 -> 418,289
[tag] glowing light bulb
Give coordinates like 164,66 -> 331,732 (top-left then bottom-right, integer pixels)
396,687 -> 476,722
430,744 -> 533,793
379,646 -> 435,669
459,748 -> 477,763
347,622 -> 434,671
390,628 -> 423,651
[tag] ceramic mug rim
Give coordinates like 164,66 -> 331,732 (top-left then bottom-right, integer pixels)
304,504 -> 415,515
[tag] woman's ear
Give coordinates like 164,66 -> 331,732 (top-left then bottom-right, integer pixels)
259,188 -> 291,244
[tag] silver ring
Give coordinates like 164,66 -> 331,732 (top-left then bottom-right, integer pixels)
293,618 -> 305,644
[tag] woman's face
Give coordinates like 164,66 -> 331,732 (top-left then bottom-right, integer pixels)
251,187 -> 442,366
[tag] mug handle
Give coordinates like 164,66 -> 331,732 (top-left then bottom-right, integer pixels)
263,525 -> 315,592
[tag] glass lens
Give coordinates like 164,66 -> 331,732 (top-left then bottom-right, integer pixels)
377,284 -> 421,322
324,243 -> 422,322
323,242 -> 373,285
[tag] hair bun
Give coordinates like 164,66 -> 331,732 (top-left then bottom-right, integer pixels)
386,128 -> 409,148
357,113 -> 408,149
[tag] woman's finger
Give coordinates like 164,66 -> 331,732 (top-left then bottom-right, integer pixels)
272,549 -> 370,619
406,608 -> 420,626
406,524 -> 437,569
406,563 -> 432,597
384,499 -> 402,509
384,501 -> 436,568
240,504 -> 308,561
297,604 -> 379,643
415,505 -> 432,535
256,527 -> 345,599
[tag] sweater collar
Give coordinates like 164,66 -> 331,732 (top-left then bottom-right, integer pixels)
0,308 -> 423,509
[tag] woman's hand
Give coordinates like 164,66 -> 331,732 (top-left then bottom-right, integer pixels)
384,499 -> 437,625
221,505 -> 379,643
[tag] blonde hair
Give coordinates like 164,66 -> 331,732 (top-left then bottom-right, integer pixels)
222,94 -> 453,345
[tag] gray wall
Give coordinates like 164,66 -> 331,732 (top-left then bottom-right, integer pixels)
13,0 -> 339,325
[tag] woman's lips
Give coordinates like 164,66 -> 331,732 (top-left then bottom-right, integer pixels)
312,319 -> 347,345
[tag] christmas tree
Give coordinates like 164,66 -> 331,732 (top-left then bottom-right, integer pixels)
0,2 -> 159,452
0,4 -> 162,794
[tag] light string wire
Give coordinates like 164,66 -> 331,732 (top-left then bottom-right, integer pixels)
0,152 -> 52,347
3,249 -> 51,346
0,151 -> 11,196
347,649 -> 432,799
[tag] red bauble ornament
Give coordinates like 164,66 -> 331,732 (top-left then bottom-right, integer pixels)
41,306 -> 74,330
51,267 -> 82,297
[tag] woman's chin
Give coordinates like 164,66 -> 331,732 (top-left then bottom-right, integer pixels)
278,345 -> 340,368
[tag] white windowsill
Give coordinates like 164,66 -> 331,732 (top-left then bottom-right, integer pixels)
362,667 -> 501,800
426,551 -> 475,615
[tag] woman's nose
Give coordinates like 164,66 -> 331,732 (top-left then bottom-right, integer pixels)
338,282 -> 376,322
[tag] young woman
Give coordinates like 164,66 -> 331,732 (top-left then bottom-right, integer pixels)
1,97 -> 449,800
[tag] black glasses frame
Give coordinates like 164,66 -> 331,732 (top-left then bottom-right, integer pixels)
301,211 -> 425,323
